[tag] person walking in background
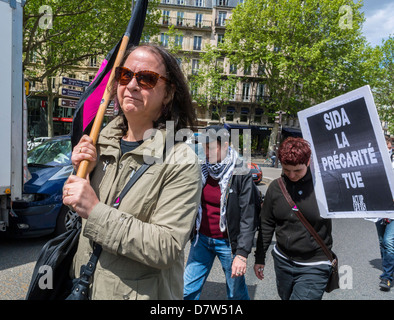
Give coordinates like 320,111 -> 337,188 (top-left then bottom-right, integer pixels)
387,136 -> 394,169
254,137 -> 334,300
374,136 -> 394,291
375,217 -> 394,291
183,126 -> 259,300
270,149 -> 276,167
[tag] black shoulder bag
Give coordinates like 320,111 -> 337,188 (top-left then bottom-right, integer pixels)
26,163 -> 151,300
277,177 -> 340,293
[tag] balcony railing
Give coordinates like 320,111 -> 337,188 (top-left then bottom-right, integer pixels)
199,94 -> 271,104
215,19 -> 227,27
230,94 -> 271,103
160,17 -> 212,29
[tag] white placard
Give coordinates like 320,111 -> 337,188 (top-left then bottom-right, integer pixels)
298,85 -> 394,218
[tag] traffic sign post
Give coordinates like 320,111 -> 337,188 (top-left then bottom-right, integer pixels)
61,76 -> 90,88
61,88 -> 83,98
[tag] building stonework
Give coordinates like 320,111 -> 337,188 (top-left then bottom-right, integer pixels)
155,0 -> 301,147
27,0 -> 301,147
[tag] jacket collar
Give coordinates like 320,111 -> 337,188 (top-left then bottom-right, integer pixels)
282,166 -> 312,186
97,116 -> 166,161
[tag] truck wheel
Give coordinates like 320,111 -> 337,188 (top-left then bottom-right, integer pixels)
55,205 -> 79,235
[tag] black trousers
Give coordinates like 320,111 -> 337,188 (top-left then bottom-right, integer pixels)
272,250 -> 332,300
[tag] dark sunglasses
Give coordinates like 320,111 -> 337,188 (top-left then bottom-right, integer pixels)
115,66 -> 170,89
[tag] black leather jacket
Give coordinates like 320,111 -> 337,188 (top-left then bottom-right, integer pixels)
191,170 -> 259,258
226,172 -> 260,257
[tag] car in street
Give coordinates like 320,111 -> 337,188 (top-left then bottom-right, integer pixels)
7,136 -> 79,238
248,162 -> 263,184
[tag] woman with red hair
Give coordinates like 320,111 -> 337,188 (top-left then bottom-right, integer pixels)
254,137 -> 334,300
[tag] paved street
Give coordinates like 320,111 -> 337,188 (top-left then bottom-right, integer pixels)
198,167 -> 393,300
0,167 -> 393,300
0,235 -> 47,300
198,218 -> 393,300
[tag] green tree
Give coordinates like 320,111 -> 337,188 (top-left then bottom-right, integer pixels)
222,0 -> 369,151
368,36 -> 394,133
163,25 -> 184,55
191,45 -> 238,121
23,0 -> 160,137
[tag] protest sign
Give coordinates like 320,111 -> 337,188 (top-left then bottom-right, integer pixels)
298,85 -> 394,218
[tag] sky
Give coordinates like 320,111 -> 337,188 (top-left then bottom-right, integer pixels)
359,0 -> 394,47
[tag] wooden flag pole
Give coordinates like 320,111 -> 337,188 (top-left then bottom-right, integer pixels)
76,34 -> 130,179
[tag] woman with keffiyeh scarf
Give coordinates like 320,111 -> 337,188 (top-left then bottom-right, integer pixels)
183,126 -> 259,300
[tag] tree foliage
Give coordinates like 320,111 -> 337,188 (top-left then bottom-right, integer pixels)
191,45 -> 238,119
368,36 -> 394,133
222,0 -> 369,115
23,0 -> 160,136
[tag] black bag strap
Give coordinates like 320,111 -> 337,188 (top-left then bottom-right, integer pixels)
75,140 -> 179,293
79,162 -> 151,279
113,163 -> 151,208
277,177 -> 336,265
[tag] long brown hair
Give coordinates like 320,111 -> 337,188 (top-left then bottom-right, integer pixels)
113,44 -> 196,135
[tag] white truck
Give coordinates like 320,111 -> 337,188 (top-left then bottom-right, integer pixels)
0,0 -> 27,232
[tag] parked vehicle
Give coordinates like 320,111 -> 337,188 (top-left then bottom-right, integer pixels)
27,136 -> 50,151
249,162 -> 263,184
0,1 -> 25,233
7,136 -> 79,237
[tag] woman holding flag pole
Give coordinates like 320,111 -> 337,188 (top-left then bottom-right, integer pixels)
63,44 -> 201,300
61,0 -> 202,300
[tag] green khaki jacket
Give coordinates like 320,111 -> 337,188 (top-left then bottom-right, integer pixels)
71,117 -> 202,300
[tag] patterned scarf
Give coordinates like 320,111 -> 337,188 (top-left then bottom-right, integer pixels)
195,146 -> 238,238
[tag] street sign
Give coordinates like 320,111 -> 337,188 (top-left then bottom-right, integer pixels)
298,85 -> 394,218
61,88 -> 83,98
59,98 -> 78,108
53,117 -> 72,123
62,76 -> 90,88
24,80 -> 30,97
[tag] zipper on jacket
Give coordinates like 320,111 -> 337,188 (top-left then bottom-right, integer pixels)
97,156 -> 117,204
226,188 -> 234,246
103,160 -> 110,171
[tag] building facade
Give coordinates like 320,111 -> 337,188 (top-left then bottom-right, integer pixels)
26,56 -> 99,138
26,0 -> 301,153
155,0 -> 301,152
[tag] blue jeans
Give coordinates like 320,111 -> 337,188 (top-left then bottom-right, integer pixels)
376,219 -> 394,282
270,156 -> 276,167
183,233 -> 250,300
